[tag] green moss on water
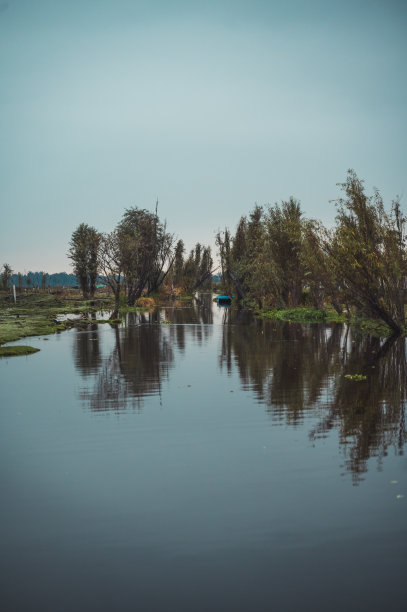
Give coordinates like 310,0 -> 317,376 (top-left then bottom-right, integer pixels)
345,373 -> 367,381
0,345 -> 40,357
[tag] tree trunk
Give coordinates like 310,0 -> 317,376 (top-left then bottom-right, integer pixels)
110,292 -> 120,320
228,270 -> 245,300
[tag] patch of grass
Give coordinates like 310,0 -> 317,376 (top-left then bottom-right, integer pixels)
257,306 -> 394,336
0,345 -> 40,357
178,295 -> 193,301
258,307 -> 327,323
0,316 -> 59,345
0,292 -> 116,346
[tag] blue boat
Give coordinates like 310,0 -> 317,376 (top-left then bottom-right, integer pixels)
216,295 -> 232,306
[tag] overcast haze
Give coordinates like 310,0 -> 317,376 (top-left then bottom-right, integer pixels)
1,0 -> 406,273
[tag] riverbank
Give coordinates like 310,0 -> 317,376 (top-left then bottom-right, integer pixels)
0,292 -> 115,356
1,291 -> 400,357
256,306 -> 398,337
0,290 -> 194,356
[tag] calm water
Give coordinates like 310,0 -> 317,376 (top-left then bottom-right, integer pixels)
1,295 -> 406,612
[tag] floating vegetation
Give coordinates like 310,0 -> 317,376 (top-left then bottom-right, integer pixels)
258,307 -> 328,323
345,373 -> 367,381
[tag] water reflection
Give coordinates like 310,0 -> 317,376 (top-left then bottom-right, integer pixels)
73,298 -> 406,482
73,326 -> 101,376
75,296 -> 215,411
313,333 -> 407,481
220,316 -> 406,482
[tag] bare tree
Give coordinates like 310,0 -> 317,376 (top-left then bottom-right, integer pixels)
98,231 -> 124,319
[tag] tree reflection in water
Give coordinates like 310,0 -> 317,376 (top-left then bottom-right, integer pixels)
75,296 -> 214,412
220,314 -> 406,483
74,301 -> 406,482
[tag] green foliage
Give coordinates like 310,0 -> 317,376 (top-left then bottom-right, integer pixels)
324,170 -> 407,333
258,307 -> 327,322
217,170 -> 406,334
265,198 -> 304,307
173,239 -> 185,287
1,263 -> 13,290
181,243 -> 213,293
68,223 -> 100,298
116,207 -> 174,304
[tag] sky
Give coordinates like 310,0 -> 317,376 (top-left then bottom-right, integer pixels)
1,0 -> 406,273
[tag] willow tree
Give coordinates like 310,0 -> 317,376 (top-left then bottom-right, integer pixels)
182,243 -> 214,294
302,220 -> 343,313
117,208 -> 174,305
172,239 -> 185,288
265,198 -> 305,308
324,170 -> 407,333
68,223 -> 100,298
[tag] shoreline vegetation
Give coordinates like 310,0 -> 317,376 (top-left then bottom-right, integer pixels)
0,289 -> 399,358
1,170 -> 406,353
0,290 -> 195,357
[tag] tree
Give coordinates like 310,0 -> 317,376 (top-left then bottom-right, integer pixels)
116,208 -> 174,305
68,223 -> 100,298
1,263 -> 13,290
301,220 -> 342,313
41,272 -> 48,291
265,198 -> 305,308
173,239 -> 185,287
98,231 -> 124,319
324,170 -> 407,333
181,243 -> 214,294
216,227 -> 244,299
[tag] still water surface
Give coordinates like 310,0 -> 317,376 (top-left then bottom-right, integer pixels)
1,295 -> 406,611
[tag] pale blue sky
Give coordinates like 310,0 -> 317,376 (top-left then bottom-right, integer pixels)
1,0 -> 406,272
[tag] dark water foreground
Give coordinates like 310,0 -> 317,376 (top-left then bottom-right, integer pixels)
1,295 -> 406,612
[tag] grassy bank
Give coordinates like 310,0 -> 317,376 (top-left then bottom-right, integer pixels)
256,306 -> 396,336
0,292 -> 114,355
0,290 -> 172,356
0,345 -> 41,357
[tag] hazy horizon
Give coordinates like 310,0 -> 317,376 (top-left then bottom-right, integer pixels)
1,0 -> 406,273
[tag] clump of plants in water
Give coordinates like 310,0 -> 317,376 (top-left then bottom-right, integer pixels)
0,345 -> 40,357
258,307 -> 327,323
344,374 -> 367,381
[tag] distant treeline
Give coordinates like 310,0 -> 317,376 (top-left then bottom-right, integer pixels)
10,272 -> 78,288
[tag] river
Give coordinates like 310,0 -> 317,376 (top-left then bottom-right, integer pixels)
0,294 -> 406,611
